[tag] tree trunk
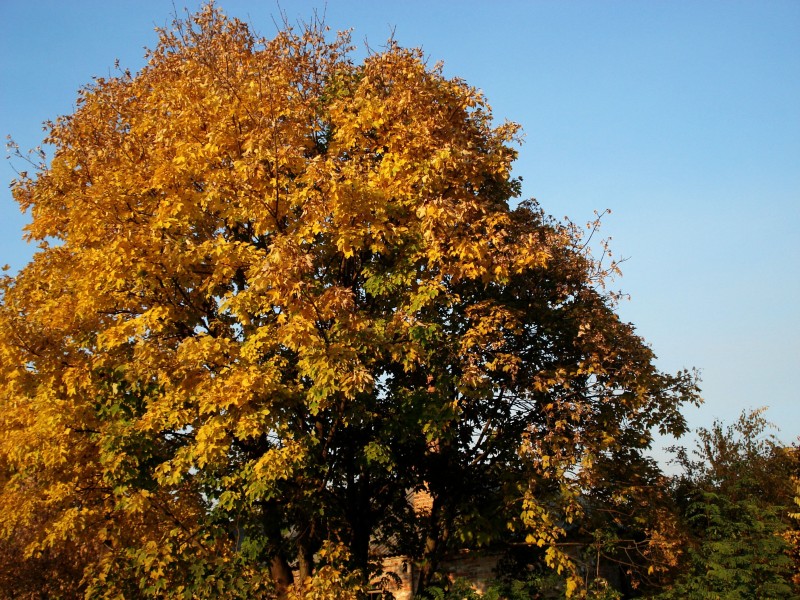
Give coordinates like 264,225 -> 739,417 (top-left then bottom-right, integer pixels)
298,539 -> 315,582
349,472 -> 372,578
270,555 -> 293,599
261,500 -> 294,598
417,493 -> 443,591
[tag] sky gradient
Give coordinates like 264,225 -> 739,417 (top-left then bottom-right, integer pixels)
2,1 -> 798,460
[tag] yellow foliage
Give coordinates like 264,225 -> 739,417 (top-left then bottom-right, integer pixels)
0,3 -> 699,598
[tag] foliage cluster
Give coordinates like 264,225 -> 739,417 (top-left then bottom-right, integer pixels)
655,410 -> 799,600
416,409 -> 799,600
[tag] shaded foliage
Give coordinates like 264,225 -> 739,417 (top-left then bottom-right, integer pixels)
658,409 -> 799,600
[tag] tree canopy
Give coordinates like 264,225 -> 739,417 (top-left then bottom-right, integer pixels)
0,5 -> 701,598
658,410 -> 799,600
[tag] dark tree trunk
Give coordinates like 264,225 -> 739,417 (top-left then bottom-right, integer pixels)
342,441 -> 373,588
417,493 -> 443,591
261,500 -> 294,598
298,543 -> 314,582
270,555 -> 293,598
349,472 -> 372,577
297,520 -> 321,583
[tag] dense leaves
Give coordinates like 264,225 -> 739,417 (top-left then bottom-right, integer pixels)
1,5 -> 700,598
659,410 -> 799,600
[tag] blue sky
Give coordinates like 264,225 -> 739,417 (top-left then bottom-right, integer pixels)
2,1 -> 798,457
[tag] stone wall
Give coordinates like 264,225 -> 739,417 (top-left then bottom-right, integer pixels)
438,552 -> 500,594
376,552 -> 500,598
373,488 -> 499,598
376,556 -> 416,600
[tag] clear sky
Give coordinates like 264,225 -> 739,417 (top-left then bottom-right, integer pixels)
2,1 -> 798,458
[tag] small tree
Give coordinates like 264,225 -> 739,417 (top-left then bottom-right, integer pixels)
661,409 -> 799,600
1,5 -> 699,597
786,467 -> 800,589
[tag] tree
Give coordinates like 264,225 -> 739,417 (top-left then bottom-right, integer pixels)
786,462 -> 800,589
0,5 -> 699,598
659,409 -> 799,600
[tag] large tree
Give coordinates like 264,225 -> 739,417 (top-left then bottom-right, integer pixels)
0,5 -> 699,598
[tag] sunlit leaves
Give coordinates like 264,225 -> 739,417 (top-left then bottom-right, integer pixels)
0,3 -> 701,598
